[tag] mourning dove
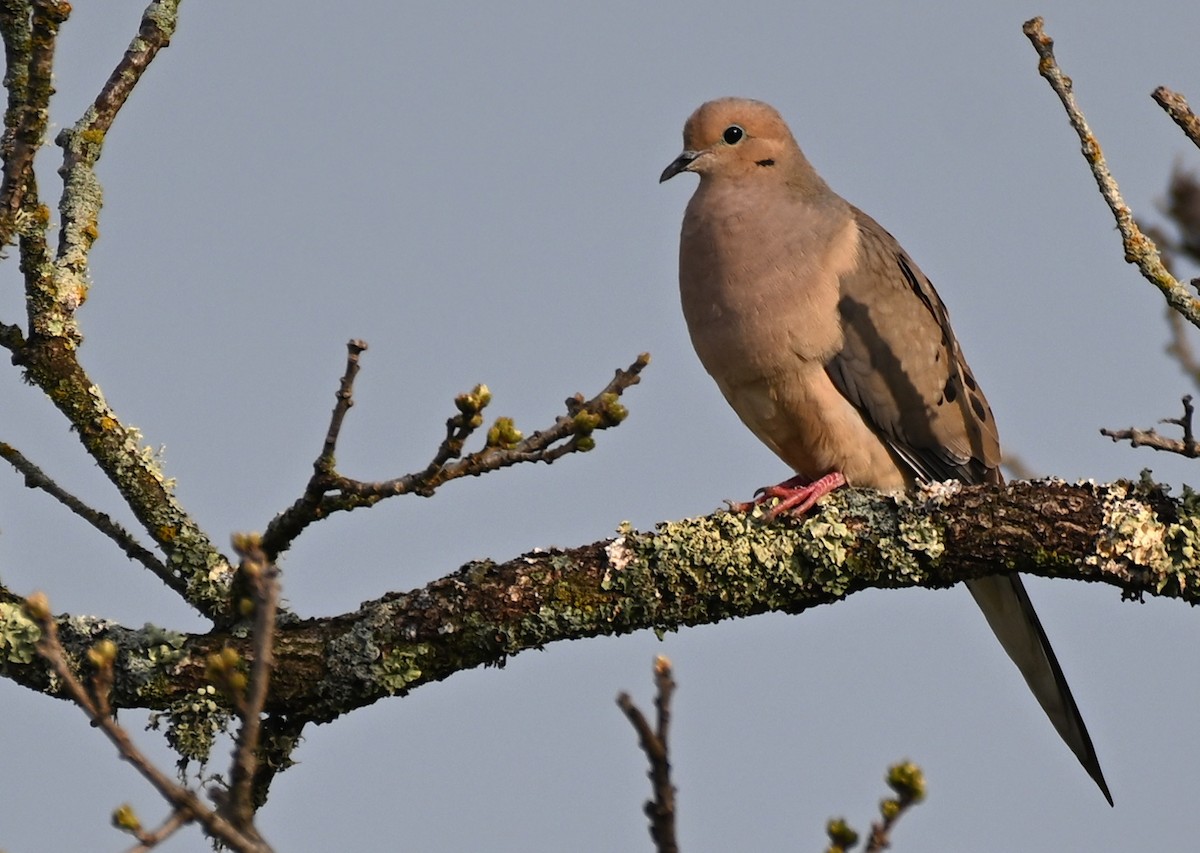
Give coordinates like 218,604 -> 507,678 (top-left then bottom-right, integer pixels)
661,97 -> 1111,804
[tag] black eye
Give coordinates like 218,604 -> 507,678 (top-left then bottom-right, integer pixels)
722,125 -> 744,145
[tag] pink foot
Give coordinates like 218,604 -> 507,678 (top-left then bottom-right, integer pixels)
730,472 -> 847,519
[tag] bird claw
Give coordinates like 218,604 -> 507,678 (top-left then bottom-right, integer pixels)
731,472 -> 847,519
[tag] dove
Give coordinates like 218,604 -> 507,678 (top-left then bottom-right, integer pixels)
660,97 -> 1111,804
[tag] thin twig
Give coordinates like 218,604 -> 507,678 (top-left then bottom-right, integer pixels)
824,762 -> 926,853
863,762 -> 926,853
1101,395 -> 1200,457
1022,17 -> 1200,328
1153,87 -> 1200,152
25,593 -> 273,853
225,535 -> 279,835
261,350 -> 650,557
317,339 -> 367,474
124,809 -> 189,852
0,441 -> 169,578
617,656 -> 679,853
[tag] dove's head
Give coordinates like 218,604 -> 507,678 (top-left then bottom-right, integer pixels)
660,98 -> 810,185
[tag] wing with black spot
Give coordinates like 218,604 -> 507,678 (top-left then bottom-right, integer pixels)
825,207 -> 1001,486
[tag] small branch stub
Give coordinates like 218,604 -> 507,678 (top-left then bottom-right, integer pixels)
1102,395 -> 1200,458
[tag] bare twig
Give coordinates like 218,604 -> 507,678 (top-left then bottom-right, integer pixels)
1022,17 -> 1200,328
617,656 -> 679,853
316,339 -> 367,475
1153,87 -> 1200,151
0,441 -> 169,578
261,348 -> 650,557
123,807 -> 188,852
1101,395 -> 1200,458
224,535 -> 279,835
25,592 -> 273,853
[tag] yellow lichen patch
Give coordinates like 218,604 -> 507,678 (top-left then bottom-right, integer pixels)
0,602 -> 43,664
379,643 -> 431,694
799,510 -> 850,569
1092,486 -> 1169,578
898,515 -> 945,560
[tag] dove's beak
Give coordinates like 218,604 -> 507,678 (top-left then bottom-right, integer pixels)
660,151 -> 700,183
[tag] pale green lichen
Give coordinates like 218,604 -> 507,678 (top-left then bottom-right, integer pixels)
118,624 -> 188,696
898,515 -> 945,561
1092,485 -> 1170,575
876,536 -> 920,578
378,643 -> 431,694
798,506 -> 850,568
0,602 -> 42,664
617,496 -> 866,611
1085,481 -> 1200,595
147,684 -> 230,767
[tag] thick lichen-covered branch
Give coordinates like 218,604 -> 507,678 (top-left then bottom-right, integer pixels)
2,478 -> 1197,733
2,0 -> 232,622
0,0 -> 68,250
49,0 -> 180,345
9,345 -> 233,619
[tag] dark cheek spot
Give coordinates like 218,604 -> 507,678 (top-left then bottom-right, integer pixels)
942,376 -> 959,404
963,371 -> 978,391
755,159 -> 775,167
970,395 -> 988,422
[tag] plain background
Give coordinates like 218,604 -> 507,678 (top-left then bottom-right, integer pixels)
3,2 -> 1200,850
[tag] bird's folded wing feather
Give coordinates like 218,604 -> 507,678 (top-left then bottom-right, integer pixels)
825,207 -> 1112,804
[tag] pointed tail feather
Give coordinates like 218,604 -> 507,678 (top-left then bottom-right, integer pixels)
966,574 -> 1113,805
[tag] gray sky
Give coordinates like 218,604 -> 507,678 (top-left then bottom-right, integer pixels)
3,2 -> 1200,850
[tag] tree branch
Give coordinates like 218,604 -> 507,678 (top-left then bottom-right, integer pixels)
262,347 -> 649,558
0,0 -> 68,250
1102,395 -> 1200,458
224,536 -> 279,836
24,592 -> 273,853
2,479 -> 1194,726
5,0 -> 233,622
1153,86 -> 1200,151
618,656 -> 679,853
0,440 -> 169,576
1023,17 -> 1200,328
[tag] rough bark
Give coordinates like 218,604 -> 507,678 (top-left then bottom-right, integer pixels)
2,478 -> 1194,735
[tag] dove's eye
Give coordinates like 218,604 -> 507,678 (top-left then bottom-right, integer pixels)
722,125 -> 745,145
